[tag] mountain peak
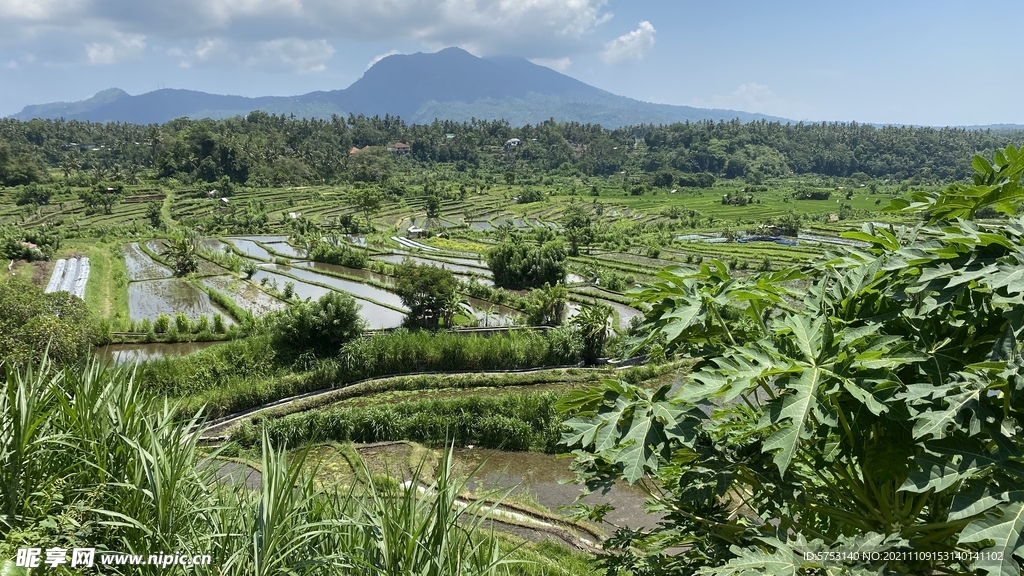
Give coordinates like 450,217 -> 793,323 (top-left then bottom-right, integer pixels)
10,48 -> 791,127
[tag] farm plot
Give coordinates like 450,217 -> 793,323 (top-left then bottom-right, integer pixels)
44,257 -> 90,299
263,241 -> 307,259
124,242 -> 173,281
225,238 -> 274,261
201,275 -> 288,316
260,263 -> 406,310
128,279 -> 235,324
249,269 -> 406,329
567,295 -> 643,330
375,254 -> 491,277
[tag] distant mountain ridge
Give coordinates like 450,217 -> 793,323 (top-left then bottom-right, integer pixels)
9,48 -> 790,128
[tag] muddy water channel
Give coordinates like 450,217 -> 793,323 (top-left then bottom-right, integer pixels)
98,341 -> 222,365
124,242 -> 172,281
250,269 -> 406,329
128,279 -> 235,324
454,448 -> 659,533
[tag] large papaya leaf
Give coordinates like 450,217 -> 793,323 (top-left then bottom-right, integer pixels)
958,497 -> 1024,576
560,381 -> 703,483
760,363 -> 826,475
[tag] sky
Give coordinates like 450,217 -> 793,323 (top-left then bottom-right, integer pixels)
1,0 -> 1021,126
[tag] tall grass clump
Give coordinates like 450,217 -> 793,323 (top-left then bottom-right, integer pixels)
333,328 -> 581,382
234,391 -> 568,452
154,327 -> 583,419
0,359 -> 532,575
136,335 -> 279,396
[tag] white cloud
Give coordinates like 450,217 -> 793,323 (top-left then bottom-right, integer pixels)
529,57 -> 572,72
3,59 -> 17,69
85,33 -> 146,65
1,0 -> 617,68
600,20 -> 655,65
693,83 -> 785,114
0,0 -> 83,20
179,37 -> 335,73
367,50 -> 400,70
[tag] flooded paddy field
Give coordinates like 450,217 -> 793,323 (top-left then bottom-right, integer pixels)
464,296 -> 521,326
128,279 -> 236,324
250,269 -> 406,329
566,297 -> 642,330
263,241 -> 307,259
260,263 -> 406,309
199,238 -> 230,253
297,261 -> 395,285
229,235 -> 289,243
201,275 -> 288,316
454,448 -> 658,533
145,239 -> 168,255
225,238 -> 274,261
98,341 -> 223,365
124,242 -> 173,281
376,254 -> 491,277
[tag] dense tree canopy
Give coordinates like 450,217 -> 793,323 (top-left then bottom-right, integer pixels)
1,115 -> 1021,190
486,233 -> 567,290
270,291 -> 365,356
0,279 -> 97,368
393,262 -> 460,329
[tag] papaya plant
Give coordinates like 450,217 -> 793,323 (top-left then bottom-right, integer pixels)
559,145 -> 1024,575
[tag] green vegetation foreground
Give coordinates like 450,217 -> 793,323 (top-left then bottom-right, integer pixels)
0,360 -> 590,575
560,146 -> 1024,574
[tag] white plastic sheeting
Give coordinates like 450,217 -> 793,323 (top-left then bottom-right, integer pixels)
45,259 -> 67,292
44,256 -> 90,299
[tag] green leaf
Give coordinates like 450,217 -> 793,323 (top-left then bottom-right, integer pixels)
0,561 -> 29,576
696,543 -> 802,576
899,451 -> 962,493
762,365 -> 824,475
949,487 -> 1008,522
913,383 -> 983,436
958,498 -> 1024,576
974,154 -> 994,176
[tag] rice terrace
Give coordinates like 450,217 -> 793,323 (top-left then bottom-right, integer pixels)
4,52 -> 1024,576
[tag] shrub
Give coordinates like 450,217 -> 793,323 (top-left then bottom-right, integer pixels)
270,291 -> 364,357
174,312 -> 191,333
154,314 -> 170,333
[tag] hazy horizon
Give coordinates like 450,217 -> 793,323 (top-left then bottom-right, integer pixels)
2,0 -> 1022,126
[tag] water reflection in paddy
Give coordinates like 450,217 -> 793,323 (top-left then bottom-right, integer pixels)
98,341 -> 222,365
264,242 -> 307,259
249,269 -> 405,329
201,275 -> 288,316
127,279 -> 236,324
375,254 -> 491,277
454,448 -> 659,533
225,238 -> 273,260
297,261 -> 395,286
124,242 -> 172,281
260,263 -> 406,309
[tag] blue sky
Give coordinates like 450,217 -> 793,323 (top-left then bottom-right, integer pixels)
1,0 -> 1020,126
